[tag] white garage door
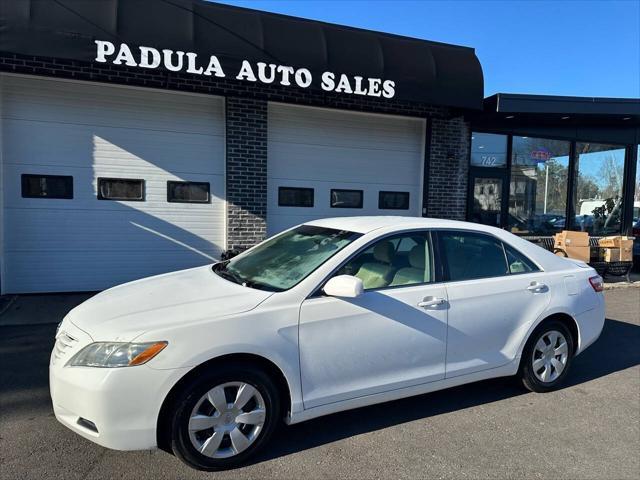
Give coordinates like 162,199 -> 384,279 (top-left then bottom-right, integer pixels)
0,75 -> 225,293
267,103 -> 425,235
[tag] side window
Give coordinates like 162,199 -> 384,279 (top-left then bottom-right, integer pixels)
439,231 -> 508,281
504,243 -> 539,274
337,232 -> 432,290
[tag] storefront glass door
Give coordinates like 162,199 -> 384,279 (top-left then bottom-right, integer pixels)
468,172 -> 508,228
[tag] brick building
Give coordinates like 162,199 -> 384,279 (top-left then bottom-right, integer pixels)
0,0 -> 638,293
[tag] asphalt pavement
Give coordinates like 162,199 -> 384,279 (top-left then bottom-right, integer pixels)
1,288 -> 638,479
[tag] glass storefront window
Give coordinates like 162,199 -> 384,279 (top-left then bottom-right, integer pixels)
634,145 -> 639,226
573,142 -> 626,235
508,136 -> 570,235
471,133 -> 508,167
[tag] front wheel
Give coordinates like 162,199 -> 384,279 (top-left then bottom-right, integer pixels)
519,321 -> 574,393
170,366 -> 281,471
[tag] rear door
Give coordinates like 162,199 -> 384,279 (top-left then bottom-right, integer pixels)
436,230 -> 551,378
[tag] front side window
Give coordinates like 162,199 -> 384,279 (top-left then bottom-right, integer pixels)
471,132 -> 508,167
215,225 -> 361,291
98,178 -> 145,201
573,142 -> 626,235
508,136 -> 570,235
438,231 -> 508,281
21,174 -> 73,199
337,232 -> 432,290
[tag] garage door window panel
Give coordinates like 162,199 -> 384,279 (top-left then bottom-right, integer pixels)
167,181 -> 210,203
337,232 -> 432,290
438,231 -> 509,281
97,178 -> 145,201
21,174 -> 73,199
330,189 -> 363,208
278,187 -> 314,207
379,191 -> 410,210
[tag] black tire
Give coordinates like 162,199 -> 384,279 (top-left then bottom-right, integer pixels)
519,320 -> 575,393
169,364 -> 281,471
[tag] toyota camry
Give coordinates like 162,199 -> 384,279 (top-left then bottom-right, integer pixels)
50,217 -> 605,470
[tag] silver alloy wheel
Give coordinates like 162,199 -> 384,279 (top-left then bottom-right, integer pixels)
188,381 -> 266,459
532,330 -> 569,383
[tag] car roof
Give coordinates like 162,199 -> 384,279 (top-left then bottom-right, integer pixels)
305,216 -> 497,234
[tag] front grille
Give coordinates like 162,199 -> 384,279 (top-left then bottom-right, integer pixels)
51,331 -> 78,365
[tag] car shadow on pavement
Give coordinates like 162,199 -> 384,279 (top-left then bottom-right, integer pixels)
0,317 -> 638,462
254,316 -> 640,464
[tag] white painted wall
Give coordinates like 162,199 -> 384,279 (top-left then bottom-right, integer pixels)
1,75 -> 225,293
267,103 -> 425,235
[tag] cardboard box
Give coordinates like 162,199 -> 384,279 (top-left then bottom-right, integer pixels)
554,230 -> 589,248
598,236 -> 633,249
556,245 -> 590,262
604,246 -> 633,262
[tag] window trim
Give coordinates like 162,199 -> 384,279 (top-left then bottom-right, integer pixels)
21,174 -> 74,199
97,177 -> 145,202
167,181 -> 211,204
330,188 -> 364,209
278,186 -> 314,208
378,191 -> 410,210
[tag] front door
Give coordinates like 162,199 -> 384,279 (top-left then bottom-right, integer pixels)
468,169 -> 509,228
298,231 -> 448,409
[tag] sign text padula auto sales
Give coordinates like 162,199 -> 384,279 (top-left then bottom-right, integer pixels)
94,40 -> 396,99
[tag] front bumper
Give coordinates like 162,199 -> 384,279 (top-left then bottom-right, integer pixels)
49,327 -> 190,451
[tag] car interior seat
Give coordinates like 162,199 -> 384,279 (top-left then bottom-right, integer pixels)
354,241 -> 396,289
390,244 -> 429,286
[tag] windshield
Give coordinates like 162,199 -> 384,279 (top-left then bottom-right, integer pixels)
213,225 -> 362,291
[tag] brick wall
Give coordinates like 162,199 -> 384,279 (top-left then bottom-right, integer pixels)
0,52 -> 473,247
427,116 -> 471,220
225,97 -> 268,251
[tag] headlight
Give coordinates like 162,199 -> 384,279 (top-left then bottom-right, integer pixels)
67,341 -> 167,368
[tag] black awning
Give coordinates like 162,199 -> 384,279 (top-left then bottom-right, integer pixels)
0,0 -> 484,109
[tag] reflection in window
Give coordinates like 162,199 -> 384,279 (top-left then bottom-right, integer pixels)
573,143 -> 626,235
508,137 -> 570,235
471,132 -> 508,167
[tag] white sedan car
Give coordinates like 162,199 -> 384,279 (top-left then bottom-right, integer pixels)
50,217 -> 605,470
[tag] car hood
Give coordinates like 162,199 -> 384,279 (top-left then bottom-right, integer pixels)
66,265 -> 274,342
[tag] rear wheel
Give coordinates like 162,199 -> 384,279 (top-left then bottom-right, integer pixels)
170,365 -> 280,470
520,320 -> 574,392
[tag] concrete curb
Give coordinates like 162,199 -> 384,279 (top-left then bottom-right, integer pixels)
603,282 -> 640,290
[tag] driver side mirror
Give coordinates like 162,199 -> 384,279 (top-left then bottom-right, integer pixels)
323,275 -> 364,298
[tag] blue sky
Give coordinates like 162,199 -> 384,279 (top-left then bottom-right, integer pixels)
216,0 -> 640,99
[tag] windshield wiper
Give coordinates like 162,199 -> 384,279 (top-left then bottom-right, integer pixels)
213,262 -> 244,285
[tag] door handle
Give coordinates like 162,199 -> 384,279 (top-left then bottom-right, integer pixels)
527,282 -> 548,293
417,296 -> 446,308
